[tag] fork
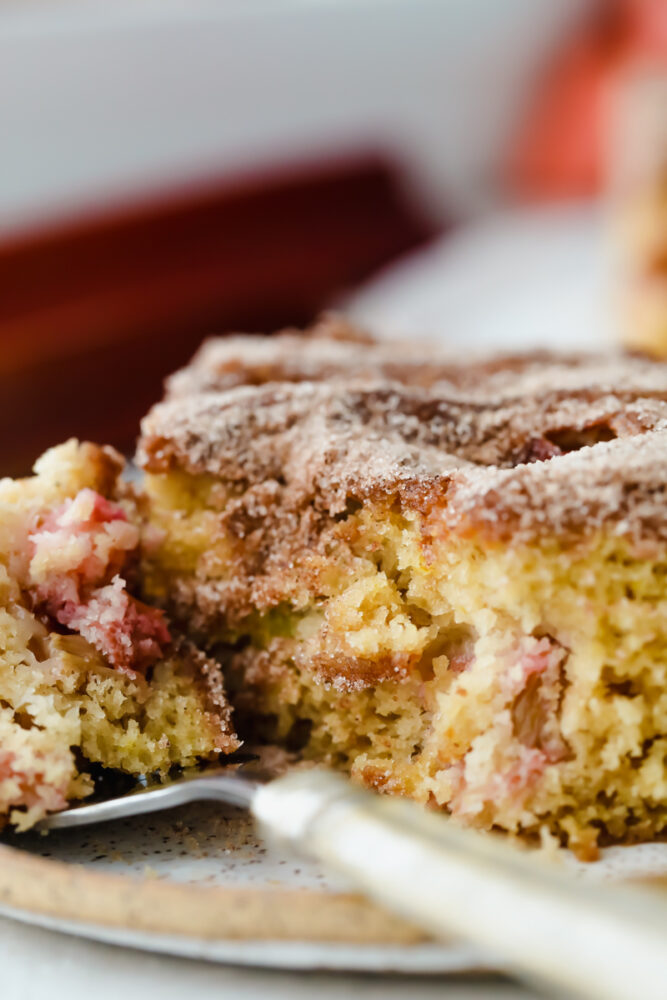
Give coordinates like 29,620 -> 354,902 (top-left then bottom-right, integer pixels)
36,764 -> 667,1000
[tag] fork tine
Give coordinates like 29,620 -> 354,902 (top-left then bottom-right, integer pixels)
35,769 -> 260,831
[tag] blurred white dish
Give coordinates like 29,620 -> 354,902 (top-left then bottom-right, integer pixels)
347,202 -> 615,353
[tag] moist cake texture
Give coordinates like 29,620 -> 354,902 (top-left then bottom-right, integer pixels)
0,440 -> 237,830
138,319 -> 667,856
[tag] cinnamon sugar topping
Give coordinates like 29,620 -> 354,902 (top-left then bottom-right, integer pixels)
139,321 -> 667,543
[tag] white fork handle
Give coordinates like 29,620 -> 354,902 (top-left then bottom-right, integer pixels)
252,769 -> 667,1000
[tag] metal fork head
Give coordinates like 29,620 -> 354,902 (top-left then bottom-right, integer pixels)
35,763 -> 265,832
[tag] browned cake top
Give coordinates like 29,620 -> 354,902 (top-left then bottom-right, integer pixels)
166,314 -> 667,401
140,322 -> 667,544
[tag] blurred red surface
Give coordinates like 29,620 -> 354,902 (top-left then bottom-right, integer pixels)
0,156 -> 435,476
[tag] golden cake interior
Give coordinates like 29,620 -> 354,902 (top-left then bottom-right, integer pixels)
141,469 -> 667,857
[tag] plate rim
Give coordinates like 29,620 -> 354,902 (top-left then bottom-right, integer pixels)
0,900 -> 490,974
0,840 -> 492,973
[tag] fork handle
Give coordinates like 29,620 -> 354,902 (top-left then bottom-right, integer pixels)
252,769 -> 667,1000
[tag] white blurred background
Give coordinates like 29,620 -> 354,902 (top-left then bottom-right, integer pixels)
0,0 -> 664,472
0,0 -> 589,232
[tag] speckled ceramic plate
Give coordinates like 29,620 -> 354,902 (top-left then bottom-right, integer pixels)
2,799 -> 667,973
0,801 -> 489,973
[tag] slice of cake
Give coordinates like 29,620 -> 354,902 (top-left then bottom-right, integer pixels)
615,168 -> 667,357
0,440 -> 238,830
608,70 -> 667,357
138,321 -> 667,856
